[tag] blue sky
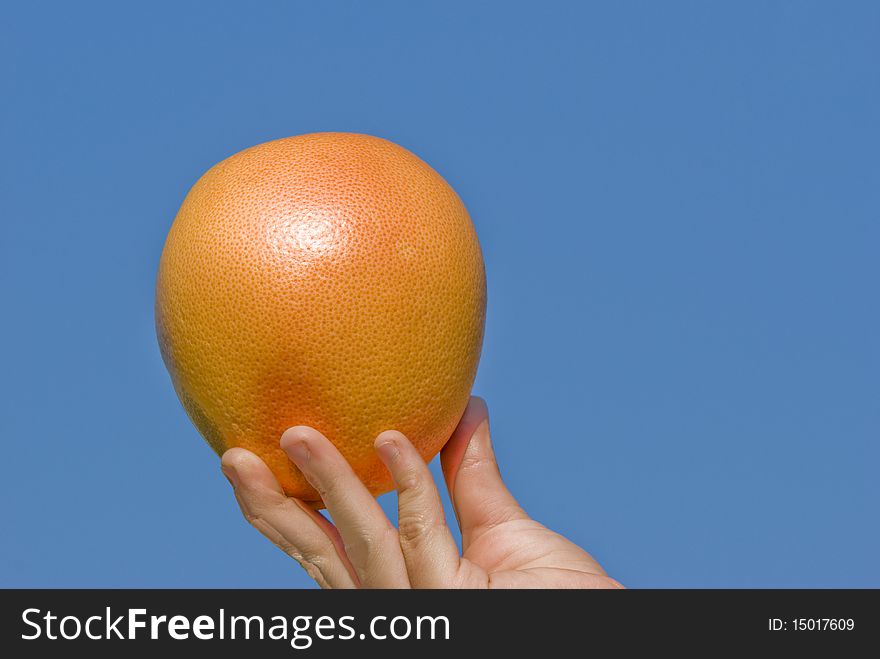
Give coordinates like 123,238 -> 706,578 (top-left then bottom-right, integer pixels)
1,1 -> 877,588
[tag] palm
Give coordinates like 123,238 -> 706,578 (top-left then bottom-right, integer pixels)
447,516 -> 613,589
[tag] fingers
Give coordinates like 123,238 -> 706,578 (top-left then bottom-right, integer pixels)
440,397 -> 528,549
375,431 -> 461,588
280,427 -> 409,588
221,448 -> 357,589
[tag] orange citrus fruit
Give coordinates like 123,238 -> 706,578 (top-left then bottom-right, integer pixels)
155,133 -> 486,502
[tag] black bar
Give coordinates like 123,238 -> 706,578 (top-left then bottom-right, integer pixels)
0,589 -> 876,655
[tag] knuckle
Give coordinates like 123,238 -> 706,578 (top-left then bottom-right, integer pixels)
297,548 -> 328,572
397,509 -> 438,544
395,465 -> 425,493
242,496 -> 284,527
297,534 -> 336,563
290,542 -> 336,589
297,558 -> 331,588
244,515 -> 262,532
242,507 -> 267,529
457,450 -> 495,479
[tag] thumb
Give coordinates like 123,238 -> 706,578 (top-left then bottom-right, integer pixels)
440,397 -> 527,548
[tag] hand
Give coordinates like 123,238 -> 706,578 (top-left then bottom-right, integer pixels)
220,397 -> 622,589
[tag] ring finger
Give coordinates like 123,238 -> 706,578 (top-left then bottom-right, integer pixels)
280,426 -> 410,588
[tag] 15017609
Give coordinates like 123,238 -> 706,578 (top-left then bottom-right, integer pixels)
768,618 -> 855,631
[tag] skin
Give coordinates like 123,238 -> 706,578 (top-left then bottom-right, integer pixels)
221,397 -> 622,589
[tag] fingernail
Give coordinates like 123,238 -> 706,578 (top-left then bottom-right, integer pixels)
222,464 -> 238,489
375,437 -> 400,464
285,440 -> 311,466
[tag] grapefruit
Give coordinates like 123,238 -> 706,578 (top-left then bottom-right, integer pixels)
155,133 -> 486,502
